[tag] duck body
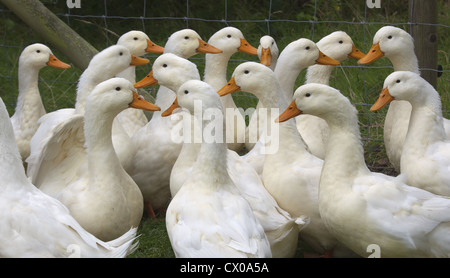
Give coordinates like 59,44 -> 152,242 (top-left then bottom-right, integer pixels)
10,43 -> 70,162
0,96 -> 138,258
371,71 -> 450,196
281,83 -> 450,257
165,80 -> 271,258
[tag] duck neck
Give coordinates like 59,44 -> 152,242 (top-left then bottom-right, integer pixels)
193,112 -> 230,187
305,64 -> 333,85
388,50 -> 420,73
404,96 -> 446,151
84,108 -> 124,183
116,66 -> 136,83
14,63 -> 46,121
274,55 -> 304,101
321,110 -> 370,190
154,85 -> 176,116
204,52 -> 237,109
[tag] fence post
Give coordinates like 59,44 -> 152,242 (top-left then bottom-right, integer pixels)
408,0 -> 438,88
0,0 -> 98,70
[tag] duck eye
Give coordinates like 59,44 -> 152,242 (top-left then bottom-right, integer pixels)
36,50 -> 41,53
119,52 -> 123,56
184,90 -> 189,94
115,87 -> 121,91
388,35 -> 393,39
396,79 -> 401,83
244,70 -> 249,74
305,93 -> 311,97
133,37 -> 138,40
163,64 -> 168,68
339,40 -> 343,44
227,34 -> 232,38
184,36 -> 189,40
305,46 -> 310,50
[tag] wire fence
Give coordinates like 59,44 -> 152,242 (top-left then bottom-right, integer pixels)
0,0 -> 449,175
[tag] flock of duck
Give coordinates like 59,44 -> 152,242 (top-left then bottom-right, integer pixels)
1,25 -> 450,258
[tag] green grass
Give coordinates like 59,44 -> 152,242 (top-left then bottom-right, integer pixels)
0,0 -> 449,258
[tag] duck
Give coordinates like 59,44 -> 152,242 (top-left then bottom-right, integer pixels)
296,31 -> 365,159
240,38 -> 340,177
370,71 -> 450,196
164,79 -> 271,258
277,82 -> 450,258
219,61 -> 358,258
10,43 -> 70,163
115,30 -> 164,138
203,26 -> 259,153
32,78 -> 159,242
358,26 -> 450,172
130,29 -> 222,217
245,35 -> 280,151
27,45 -> 149,181
158,55 -> 309,258
0,96 -> 139,258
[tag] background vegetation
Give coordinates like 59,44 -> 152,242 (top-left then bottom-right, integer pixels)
0,0 -> 449,258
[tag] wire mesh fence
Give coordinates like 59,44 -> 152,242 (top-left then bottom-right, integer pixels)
0,0 -> 449,175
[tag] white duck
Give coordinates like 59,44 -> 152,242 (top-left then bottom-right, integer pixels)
35,78 -> 159,242
240,38 -> 340,177
130,29 -> 222,217
358,26 -> 450,172
27,45 -> 149,180
165,80 -> 271,258
371,71 -> 450,196
245,35 -> 280,151
0,96 -> 139,258
159,55 -> 309,258
278,82 -> 450,258
220,62 -> 357,258
296,31 -> 365,159
10,43 -> 70,162
115,30 -> 164,137
203,26 -> 259,153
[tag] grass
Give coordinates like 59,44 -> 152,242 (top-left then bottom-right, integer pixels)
0,0 -> 449,258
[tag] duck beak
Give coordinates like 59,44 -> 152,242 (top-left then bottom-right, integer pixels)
348,44 -> 366,60
276,100 -> 302,123
260,47 -> 272,66
134,70 -> 158,88
358,42 -> 384,64
217,77 -> 241,96
145,39 -> 164,53
161,98 -> 180,117
47,54 -> 71,69
197,39 -> 223,54
370,87 -> 395,111
130,55 -> 150,66
238,39 -> 258,55
316,51 -> 340,66
129,91 -> 161,111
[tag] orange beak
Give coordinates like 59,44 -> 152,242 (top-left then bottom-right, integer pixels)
238,38 -> 258,55
316,51 -> 340,66
259,47 -> 272,66
275,100 -> 303,123
145,39 -> 164,53
46,54 -> 71,69
358,42 -> 384,64
217,77 -> 241,97
129,91 -> 161,111
197,39 -> 223,54
161,98 -> 180,117
370,87 -> 395,111
130,55 -> 150,66
348,44 -> 366,60
134,70 -> 158,88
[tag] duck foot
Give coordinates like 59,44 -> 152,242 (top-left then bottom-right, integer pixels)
144,202 -> 156,219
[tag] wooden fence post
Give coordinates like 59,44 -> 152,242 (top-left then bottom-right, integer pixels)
409,0 -> 438,88
0,0 -> 98,70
